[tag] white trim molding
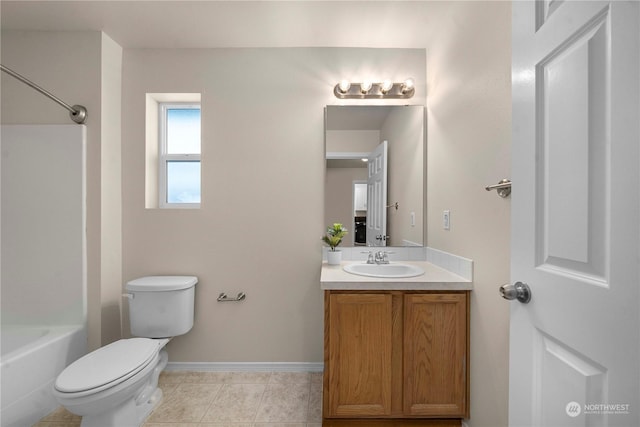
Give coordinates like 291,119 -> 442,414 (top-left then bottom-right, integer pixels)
165,362 -> 324,372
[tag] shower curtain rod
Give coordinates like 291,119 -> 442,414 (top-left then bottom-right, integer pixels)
1,64 -> 87,124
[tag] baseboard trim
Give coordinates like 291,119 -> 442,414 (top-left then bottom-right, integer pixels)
165,361 -> 324,372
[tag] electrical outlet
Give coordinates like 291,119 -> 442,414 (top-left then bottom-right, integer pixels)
410,212 -> 415,227
443,210 -> 450,230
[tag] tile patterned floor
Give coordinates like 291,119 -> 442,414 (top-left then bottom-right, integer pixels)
34,371 -> 323,427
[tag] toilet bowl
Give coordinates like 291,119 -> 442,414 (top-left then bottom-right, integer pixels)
53,338 -> 169,427
53,276 -> 197,427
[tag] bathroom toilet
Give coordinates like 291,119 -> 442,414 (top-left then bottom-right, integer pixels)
53,276 -> 197,427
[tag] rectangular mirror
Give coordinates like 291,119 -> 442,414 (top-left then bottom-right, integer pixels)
325,105 -> 425,247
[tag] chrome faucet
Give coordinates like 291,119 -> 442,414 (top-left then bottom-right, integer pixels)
365,251 -> 375,264
374,251 -> 390,264
363,250 -> 390,264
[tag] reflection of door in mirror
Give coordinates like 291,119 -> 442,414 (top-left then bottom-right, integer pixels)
367,140 -> 388,247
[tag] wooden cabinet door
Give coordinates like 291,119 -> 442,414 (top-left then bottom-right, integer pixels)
403,293 -> 468,417
327,293 -> 393,417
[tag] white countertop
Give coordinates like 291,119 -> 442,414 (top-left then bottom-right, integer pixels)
321,260 -> 473,291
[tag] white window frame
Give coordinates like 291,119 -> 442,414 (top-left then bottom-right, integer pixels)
158,102 -> 201,208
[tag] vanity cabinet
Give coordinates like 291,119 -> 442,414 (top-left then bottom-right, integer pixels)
323,290 -> 469,424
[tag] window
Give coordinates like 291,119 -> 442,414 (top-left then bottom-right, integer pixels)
159,103 -> 201,208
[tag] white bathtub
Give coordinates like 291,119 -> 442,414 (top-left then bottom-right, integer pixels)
1,325 -> 86,427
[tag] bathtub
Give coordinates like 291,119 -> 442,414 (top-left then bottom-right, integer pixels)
1,325 -> 86,427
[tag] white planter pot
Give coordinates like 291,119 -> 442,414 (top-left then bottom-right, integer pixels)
326,250 -> 342,265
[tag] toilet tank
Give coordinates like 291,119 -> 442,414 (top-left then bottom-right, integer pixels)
125,276 -> 198,338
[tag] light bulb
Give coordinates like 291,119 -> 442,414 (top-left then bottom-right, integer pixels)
338,80 -> 351,93
381,80 -> 393,94
402,78 -> 415,93
360,80 -> 372,94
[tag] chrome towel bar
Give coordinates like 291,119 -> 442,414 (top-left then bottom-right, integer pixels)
217,292 -> 246,302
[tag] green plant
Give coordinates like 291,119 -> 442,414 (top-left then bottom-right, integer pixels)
322,223 -> 348,251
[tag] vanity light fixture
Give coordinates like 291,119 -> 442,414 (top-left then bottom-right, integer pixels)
334,78 -> 415,99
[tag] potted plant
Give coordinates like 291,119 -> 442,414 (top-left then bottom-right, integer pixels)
322,223 -> 348,265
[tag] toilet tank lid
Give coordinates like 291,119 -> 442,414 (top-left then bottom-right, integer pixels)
126,275 -> 198,292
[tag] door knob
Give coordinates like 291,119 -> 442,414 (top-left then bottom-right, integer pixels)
499,281 -> 531,303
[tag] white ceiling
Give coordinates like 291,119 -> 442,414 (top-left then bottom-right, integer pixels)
0,1 -> 454,49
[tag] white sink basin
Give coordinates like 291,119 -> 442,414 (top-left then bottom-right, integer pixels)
343,263 -> 425,278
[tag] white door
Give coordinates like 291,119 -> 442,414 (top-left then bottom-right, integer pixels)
366,140 -> 388,247
509,1 -> 639,427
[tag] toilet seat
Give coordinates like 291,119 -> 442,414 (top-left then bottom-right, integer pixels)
55,338 -> 162,397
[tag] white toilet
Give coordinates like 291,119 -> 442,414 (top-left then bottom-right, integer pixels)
53,276 -> 198,427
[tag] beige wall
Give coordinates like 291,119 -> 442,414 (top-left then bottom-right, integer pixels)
121,48 -> 426,362
1,30 -> 123,350
426,2 -> 512,426
100,34 -> 123,344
